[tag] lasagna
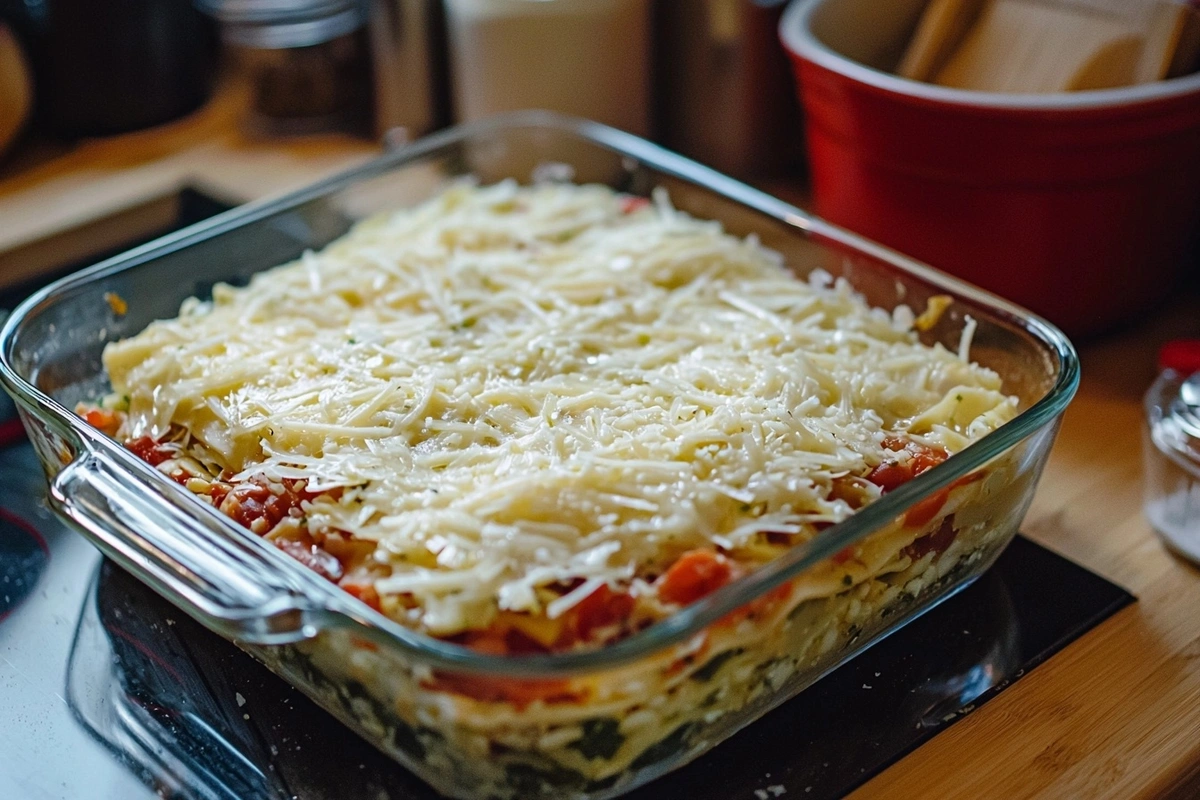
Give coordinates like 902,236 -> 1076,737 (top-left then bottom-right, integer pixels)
86,180 -> 1015,648
81,181 -> 1020,797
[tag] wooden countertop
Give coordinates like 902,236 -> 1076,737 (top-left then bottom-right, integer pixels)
2,88 -> 1198,800
859,299 -> 1200,800
0,84 -> 379,280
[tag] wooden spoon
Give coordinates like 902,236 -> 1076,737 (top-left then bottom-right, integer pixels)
897,0 -> 990,82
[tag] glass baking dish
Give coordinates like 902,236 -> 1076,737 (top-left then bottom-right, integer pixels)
0,113 -> 1078,800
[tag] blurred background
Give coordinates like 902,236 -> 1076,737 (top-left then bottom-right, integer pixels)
1,6 -> 1200,796
0,0 -> 1197,338
0,0 -> 805,175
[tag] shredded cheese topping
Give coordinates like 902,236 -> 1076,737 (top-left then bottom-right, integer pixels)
103,182 -> 1017,637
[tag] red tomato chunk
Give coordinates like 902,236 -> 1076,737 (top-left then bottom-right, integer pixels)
657,549 -> 733,605
567,584 -> 635,643
126,436 -> 176,466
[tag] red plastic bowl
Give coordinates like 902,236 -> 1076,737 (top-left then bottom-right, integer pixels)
780,0 -> 1200,337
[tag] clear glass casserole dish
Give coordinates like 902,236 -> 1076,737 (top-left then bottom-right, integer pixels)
0,114 -> 1078,800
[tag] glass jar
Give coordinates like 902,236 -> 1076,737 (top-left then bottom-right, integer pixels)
198,0 -> 373,136
1144,340 -> 1200,563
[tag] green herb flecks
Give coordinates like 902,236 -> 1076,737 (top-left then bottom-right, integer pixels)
504,762 -> 587,795
690,648 -> 744,683
569,717 -> 625,761
630,722 -> 697,771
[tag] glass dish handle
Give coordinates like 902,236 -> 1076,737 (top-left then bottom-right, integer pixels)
50,448 -> 331,645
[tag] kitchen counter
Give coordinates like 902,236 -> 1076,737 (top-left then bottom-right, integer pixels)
860,299 -> 1200,800
0,83 -> 378,287
1,88 -> 1197,800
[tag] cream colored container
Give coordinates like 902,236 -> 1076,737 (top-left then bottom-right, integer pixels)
444,0 -> 651,135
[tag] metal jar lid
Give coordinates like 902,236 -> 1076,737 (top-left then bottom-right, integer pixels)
195,0 -> 366,48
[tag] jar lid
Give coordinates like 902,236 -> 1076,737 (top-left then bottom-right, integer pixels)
196,0 -> 357,24
197,0 -> 365,48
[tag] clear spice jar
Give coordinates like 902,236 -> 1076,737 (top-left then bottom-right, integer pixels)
198,0 -> 374,136
1144,340 -> 1200,563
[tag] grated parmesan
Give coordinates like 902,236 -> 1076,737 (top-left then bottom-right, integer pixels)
103,181 -> 1017,637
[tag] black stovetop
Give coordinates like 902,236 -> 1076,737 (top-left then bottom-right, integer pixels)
0,189 -> 1135,800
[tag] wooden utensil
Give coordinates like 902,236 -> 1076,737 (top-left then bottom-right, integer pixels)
897,0 -> 989,81
902,0 -> 1197,92
935,0 -> 1139,92
1131,0 -> 1195,82
1167,5 -> 1200,77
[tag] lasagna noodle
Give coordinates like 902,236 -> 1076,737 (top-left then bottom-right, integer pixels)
103,181 -> 1017,638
